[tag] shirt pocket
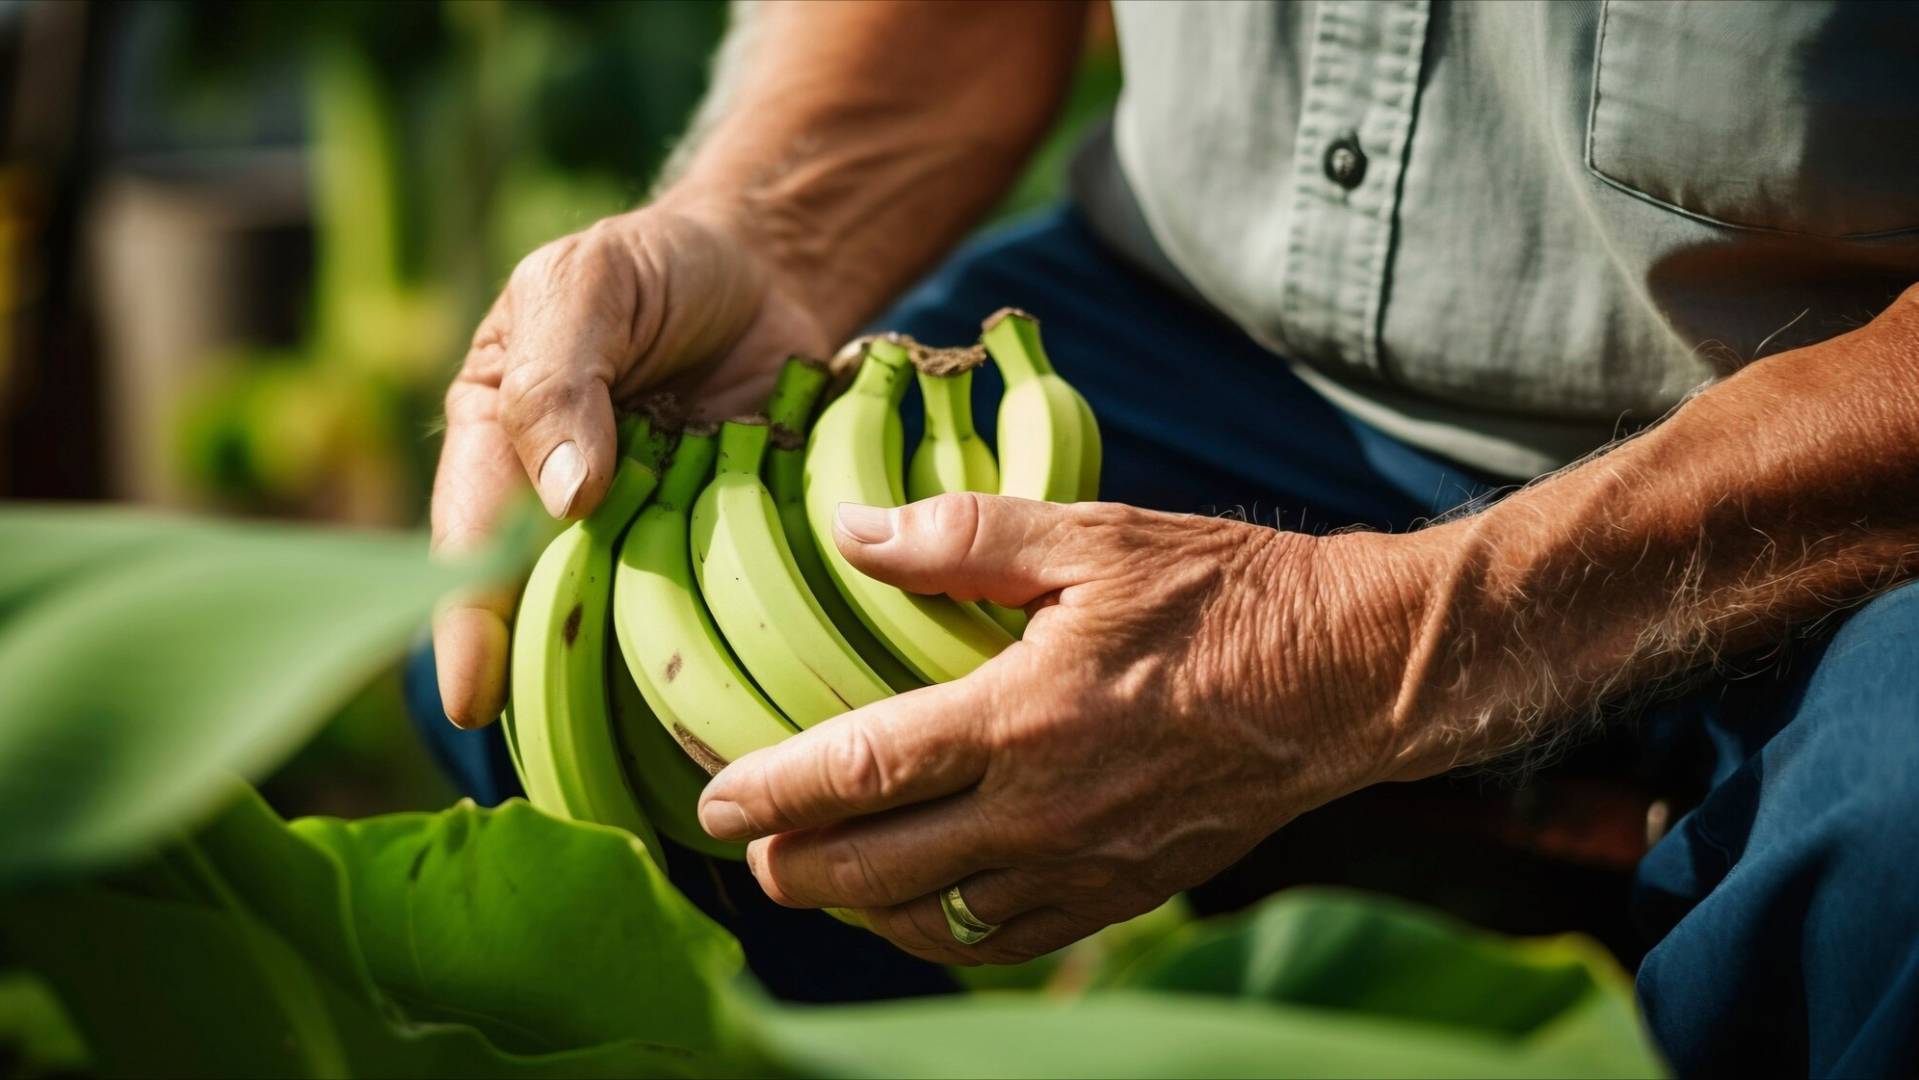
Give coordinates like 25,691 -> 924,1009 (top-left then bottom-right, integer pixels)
1586,0 -> 1919,239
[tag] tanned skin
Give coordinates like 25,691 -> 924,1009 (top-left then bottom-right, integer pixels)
431,0 -> 1919,964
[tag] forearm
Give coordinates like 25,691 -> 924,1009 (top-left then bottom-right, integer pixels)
1388,285 -> 1919,775
660,0 -> 1088,343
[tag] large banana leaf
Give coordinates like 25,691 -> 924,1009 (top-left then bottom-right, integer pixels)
0,503 -> 532,886
1,788 -> 749,1078
5,788 -> 1663,1078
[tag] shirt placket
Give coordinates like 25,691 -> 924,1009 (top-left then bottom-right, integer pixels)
1279,0 -> 1431,376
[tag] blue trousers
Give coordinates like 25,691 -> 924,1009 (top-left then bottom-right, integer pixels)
415,208 -> 1919,1074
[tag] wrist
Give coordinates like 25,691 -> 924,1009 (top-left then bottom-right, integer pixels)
650,179 -> 882,348
1287,526 -> 1463,788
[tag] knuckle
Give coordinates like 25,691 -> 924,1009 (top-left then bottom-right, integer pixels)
826,843 -> 889,907
1058,859 -> 1118,894
825,725 -> 891,806
497,366 -> 589,434
922,491 -> 988,566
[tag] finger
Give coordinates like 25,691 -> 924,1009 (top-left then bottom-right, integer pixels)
745,797 -> 1005,910
964,907 -> 1106,966
852,893 -> 979,967
832,493 -> 1113,608
494,241 -> 632,520
698,678 -> 994,841
863,900 -> 1101,968
429,371 -> 526,728
854,867 -> 1053,941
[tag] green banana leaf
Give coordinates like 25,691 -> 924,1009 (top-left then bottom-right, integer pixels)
0,504 -> 533,886
4,786 -> 1662,1078
760,892 -> 1662,1079
1,788 -> 751,1078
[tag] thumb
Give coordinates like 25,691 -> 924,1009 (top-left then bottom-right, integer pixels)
833,492 -> 1101,608
494,247 -> 633,519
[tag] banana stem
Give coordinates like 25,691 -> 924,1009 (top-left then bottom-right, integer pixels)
656,423 -> 719,511
766,356 -> 832,433
918,368 -> 977,441
580,413 -> 665,538
615,413 -> 647,455
980,307 -> 1054,384
716,417 -> 772,476
855,336 -> 914,404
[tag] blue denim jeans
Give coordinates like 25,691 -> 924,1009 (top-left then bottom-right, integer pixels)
415,208 -> 1919,1073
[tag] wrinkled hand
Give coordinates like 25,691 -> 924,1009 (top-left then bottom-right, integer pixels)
431,200 -> 830,728
697,492 -> 1428,965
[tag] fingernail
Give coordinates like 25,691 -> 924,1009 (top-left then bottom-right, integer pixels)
537,441 -> 586,518
699,799 -> 755,840
836,502 -> 894,544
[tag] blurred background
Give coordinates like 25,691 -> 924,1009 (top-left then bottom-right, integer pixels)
0,0 -> 1120,817
2,0 -> 1682,968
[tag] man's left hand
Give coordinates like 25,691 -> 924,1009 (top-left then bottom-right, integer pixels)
696,492 -> 1430,965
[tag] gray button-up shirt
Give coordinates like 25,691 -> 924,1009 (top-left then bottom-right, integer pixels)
1074,0 -> 1919,478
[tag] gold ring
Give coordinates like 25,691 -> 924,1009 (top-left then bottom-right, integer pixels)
939,883 -> 999,945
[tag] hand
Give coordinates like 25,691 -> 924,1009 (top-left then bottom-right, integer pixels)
430,198 -> 832,727
695,493 -> 1430,965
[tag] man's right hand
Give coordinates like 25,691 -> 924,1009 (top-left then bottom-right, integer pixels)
429,199 -> 831,728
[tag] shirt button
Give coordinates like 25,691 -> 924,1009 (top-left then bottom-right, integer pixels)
1324,135 -> 1367,189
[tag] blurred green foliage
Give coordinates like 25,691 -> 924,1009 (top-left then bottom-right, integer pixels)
153,0 -> 1117,523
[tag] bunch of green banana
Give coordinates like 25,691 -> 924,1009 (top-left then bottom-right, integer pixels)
502,311 -> 1102,867
503,412 -> 673,860
803,336 -> 1016,683
613,422 -> 798,772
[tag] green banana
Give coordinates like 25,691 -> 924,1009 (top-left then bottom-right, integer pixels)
505,413 -> 671,860
906,343 -> 1000,502
764,357 -> 924,693
614,423 -> 798,771
905,342 -> 1026,637
605,637 -> 746,861
692,417 -> 895,726
980,307 -> 1103,503
803,336 -> 1014,683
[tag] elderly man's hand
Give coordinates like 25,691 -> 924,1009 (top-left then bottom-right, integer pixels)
430,199 -> 831,728
696,492 -> 1431,965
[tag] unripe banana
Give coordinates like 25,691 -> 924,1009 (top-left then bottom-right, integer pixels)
980,307 -> 1103,503
505,413 -> 670,859
803,336 -> 1014,683
605,639 -> 746,861
692,416 -> 893,726
764,357 -> 924,694
906,344 -> 999,503
905,343 -> 1026,637
614,423 -> 797,771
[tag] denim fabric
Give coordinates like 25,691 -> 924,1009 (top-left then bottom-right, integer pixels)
415,208 -> 1918,1070
1632,584 -> 1919,1078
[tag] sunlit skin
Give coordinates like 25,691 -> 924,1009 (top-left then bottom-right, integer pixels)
432,1 -> 1919,964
